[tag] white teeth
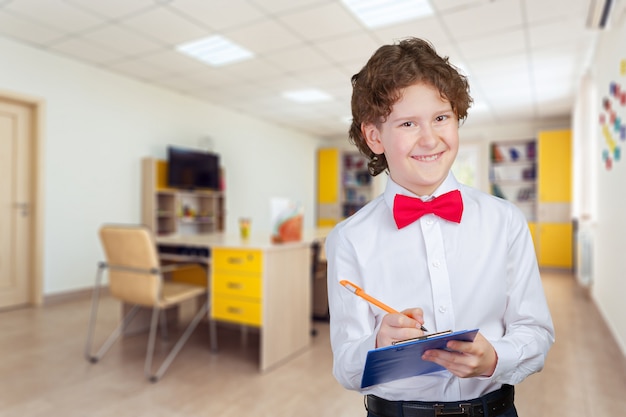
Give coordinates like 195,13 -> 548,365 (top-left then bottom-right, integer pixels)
415,154 -> 439,162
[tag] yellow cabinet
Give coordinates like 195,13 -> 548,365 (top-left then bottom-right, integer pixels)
211,249 -> 263,326
537,130 -> 572,268
537,223 -> 573,268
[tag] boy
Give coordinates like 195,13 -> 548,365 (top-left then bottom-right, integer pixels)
326,38 -> 554,417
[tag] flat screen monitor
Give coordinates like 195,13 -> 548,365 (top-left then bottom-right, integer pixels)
167,146 -> 220,190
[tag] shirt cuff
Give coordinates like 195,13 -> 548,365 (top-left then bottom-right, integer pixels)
486,339 -> 518,382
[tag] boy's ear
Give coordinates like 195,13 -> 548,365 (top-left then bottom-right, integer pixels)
362,122 -> 384,154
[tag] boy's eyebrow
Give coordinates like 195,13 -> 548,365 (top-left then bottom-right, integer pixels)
390,107 -> 454,120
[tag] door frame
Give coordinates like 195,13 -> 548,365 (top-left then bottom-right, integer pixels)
1,89 -> 44,307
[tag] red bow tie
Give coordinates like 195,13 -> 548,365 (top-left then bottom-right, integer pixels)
393,190 -> 463,228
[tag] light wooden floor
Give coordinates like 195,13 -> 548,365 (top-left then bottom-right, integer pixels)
1,271 -> 625,416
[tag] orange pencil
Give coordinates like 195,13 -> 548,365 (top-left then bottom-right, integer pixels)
339,279 -> 428,332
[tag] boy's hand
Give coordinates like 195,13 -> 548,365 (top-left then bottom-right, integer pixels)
376,308 -> 425,348
421,332 -> 497,378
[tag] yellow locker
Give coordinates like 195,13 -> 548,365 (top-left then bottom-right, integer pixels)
317,148 -> 339,204
537,129 -> 572,268
538,130 -> 572,202
538,223 -> 573,268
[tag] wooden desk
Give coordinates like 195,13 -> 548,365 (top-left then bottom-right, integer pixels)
156,233 -> 316,371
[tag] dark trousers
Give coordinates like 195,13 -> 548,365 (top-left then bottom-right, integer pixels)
367,405 -> 518,417
365,384 -> 518,417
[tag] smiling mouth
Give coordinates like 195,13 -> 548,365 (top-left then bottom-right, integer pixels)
412,152 -> 443,162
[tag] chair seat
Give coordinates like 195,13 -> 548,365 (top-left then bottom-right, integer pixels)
160,282 -> 207,308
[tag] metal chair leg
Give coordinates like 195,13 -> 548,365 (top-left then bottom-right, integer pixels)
146,300 -> 210,382
159,309 -> 169,340
85,262 -> 143,363
84,263 -> 106,362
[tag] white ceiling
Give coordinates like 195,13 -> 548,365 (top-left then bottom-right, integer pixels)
0,0 -> 609,139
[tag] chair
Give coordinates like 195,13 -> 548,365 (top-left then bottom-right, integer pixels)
84,224 -> 210,382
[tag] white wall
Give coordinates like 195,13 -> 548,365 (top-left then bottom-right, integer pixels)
0,36 -> 325,296
586,14 -> 626,354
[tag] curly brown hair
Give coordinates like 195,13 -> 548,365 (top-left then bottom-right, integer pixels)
349,37 -> 472,176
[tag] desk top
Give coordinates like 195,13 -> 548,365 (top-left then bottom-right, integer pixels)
156,228 -> 332,251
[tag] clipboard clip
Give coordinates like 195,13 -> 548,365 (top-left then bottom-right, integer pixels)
391,330 -> 453,346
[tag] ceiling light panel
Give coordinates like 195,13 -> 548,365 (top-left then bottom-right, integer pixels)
282,89 -> 333,103
176,35 -> 254,67
341,0 -> 434,29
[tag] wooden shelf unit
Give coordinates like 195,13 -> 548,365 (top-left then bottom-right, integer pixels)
489,140 -> 537,222
142,158 -> 224,236
317,148 -> 374,227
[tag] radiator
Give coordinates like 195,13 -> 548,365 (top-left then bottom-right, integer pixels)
576,223 -> 593,287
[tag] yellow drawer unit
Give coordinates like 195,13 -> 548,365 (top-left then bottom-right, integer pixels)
212,297 -> 261,326
213,248 -> 262,274
211,248 -> 263,327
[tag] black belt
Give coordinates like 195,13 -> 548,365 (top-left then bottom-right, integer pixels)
366,384 -> 514,417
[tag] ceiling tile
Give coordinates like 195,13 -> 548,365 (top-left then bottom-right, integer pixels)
65,0 -> 156,19
431,0 -> 492,14
370,16 -> 451,47
0,10 -> 65,45
119,7 -> 208,45
313,32 -> 381,64
457,29 -> 526,61
168,0 -> 265,31
220,59 -> 285,83
107,58 -> 172,81
440,0 -> 524,40
524,0 -> 588,24
223,18 -> 303,55
277,2 -> 363,41
249,0 -> 333,14
527,18 -> 590,50
263,44 -> 334,73
136,49 -> 212,73
48,38 -> 122,65
81,24 -> 164,56
4,0 -> 104,33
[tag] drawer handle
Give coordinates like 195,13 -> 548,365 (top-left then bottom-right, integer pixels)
227,257 -> 244,265
227,306 -> 243,315
226,282 -> 242,290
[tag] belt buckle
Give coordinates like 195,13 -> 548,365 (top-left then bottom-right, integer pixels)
434,403 -> 472,416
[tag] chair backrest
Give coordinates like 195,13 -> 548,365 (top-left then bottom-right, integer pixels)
99,225 -> 162,306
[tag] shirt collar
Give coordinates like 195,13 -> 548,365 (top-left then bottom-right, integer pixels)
383,171 -> 462,211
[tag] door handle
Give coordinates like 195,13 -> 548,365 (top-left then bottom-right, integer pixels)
13,202 -> 29,217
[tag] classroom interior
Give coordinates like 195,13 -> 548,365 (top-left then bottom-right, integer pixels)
1,1 -> 625,415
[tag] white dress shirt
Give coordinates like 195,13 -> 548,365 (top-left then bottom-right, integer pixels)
326,172 -> 555,401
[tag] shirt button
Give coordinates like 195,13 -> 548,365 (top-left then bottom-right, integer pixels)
438,305 -> 447,313
426,219 -> 434,226
432,260 -> 441,268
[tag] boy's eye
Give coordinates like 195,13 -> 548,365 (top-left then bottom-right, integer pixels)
435,115 -> 449,122
401,121 -> 415,127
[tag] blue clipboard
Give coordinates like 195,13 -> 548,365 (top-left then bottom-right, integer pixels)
361,329 -> 479,388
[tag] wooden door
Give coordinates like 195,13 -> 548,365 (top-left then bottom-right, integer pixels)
0,98 -> 34,309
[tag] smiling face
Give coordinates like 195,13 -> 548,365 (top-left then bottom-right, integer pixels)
362,82 -> 459,196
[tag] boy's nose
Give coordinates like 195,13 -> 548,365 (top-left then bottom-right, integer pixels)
416,124 -> 438,147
